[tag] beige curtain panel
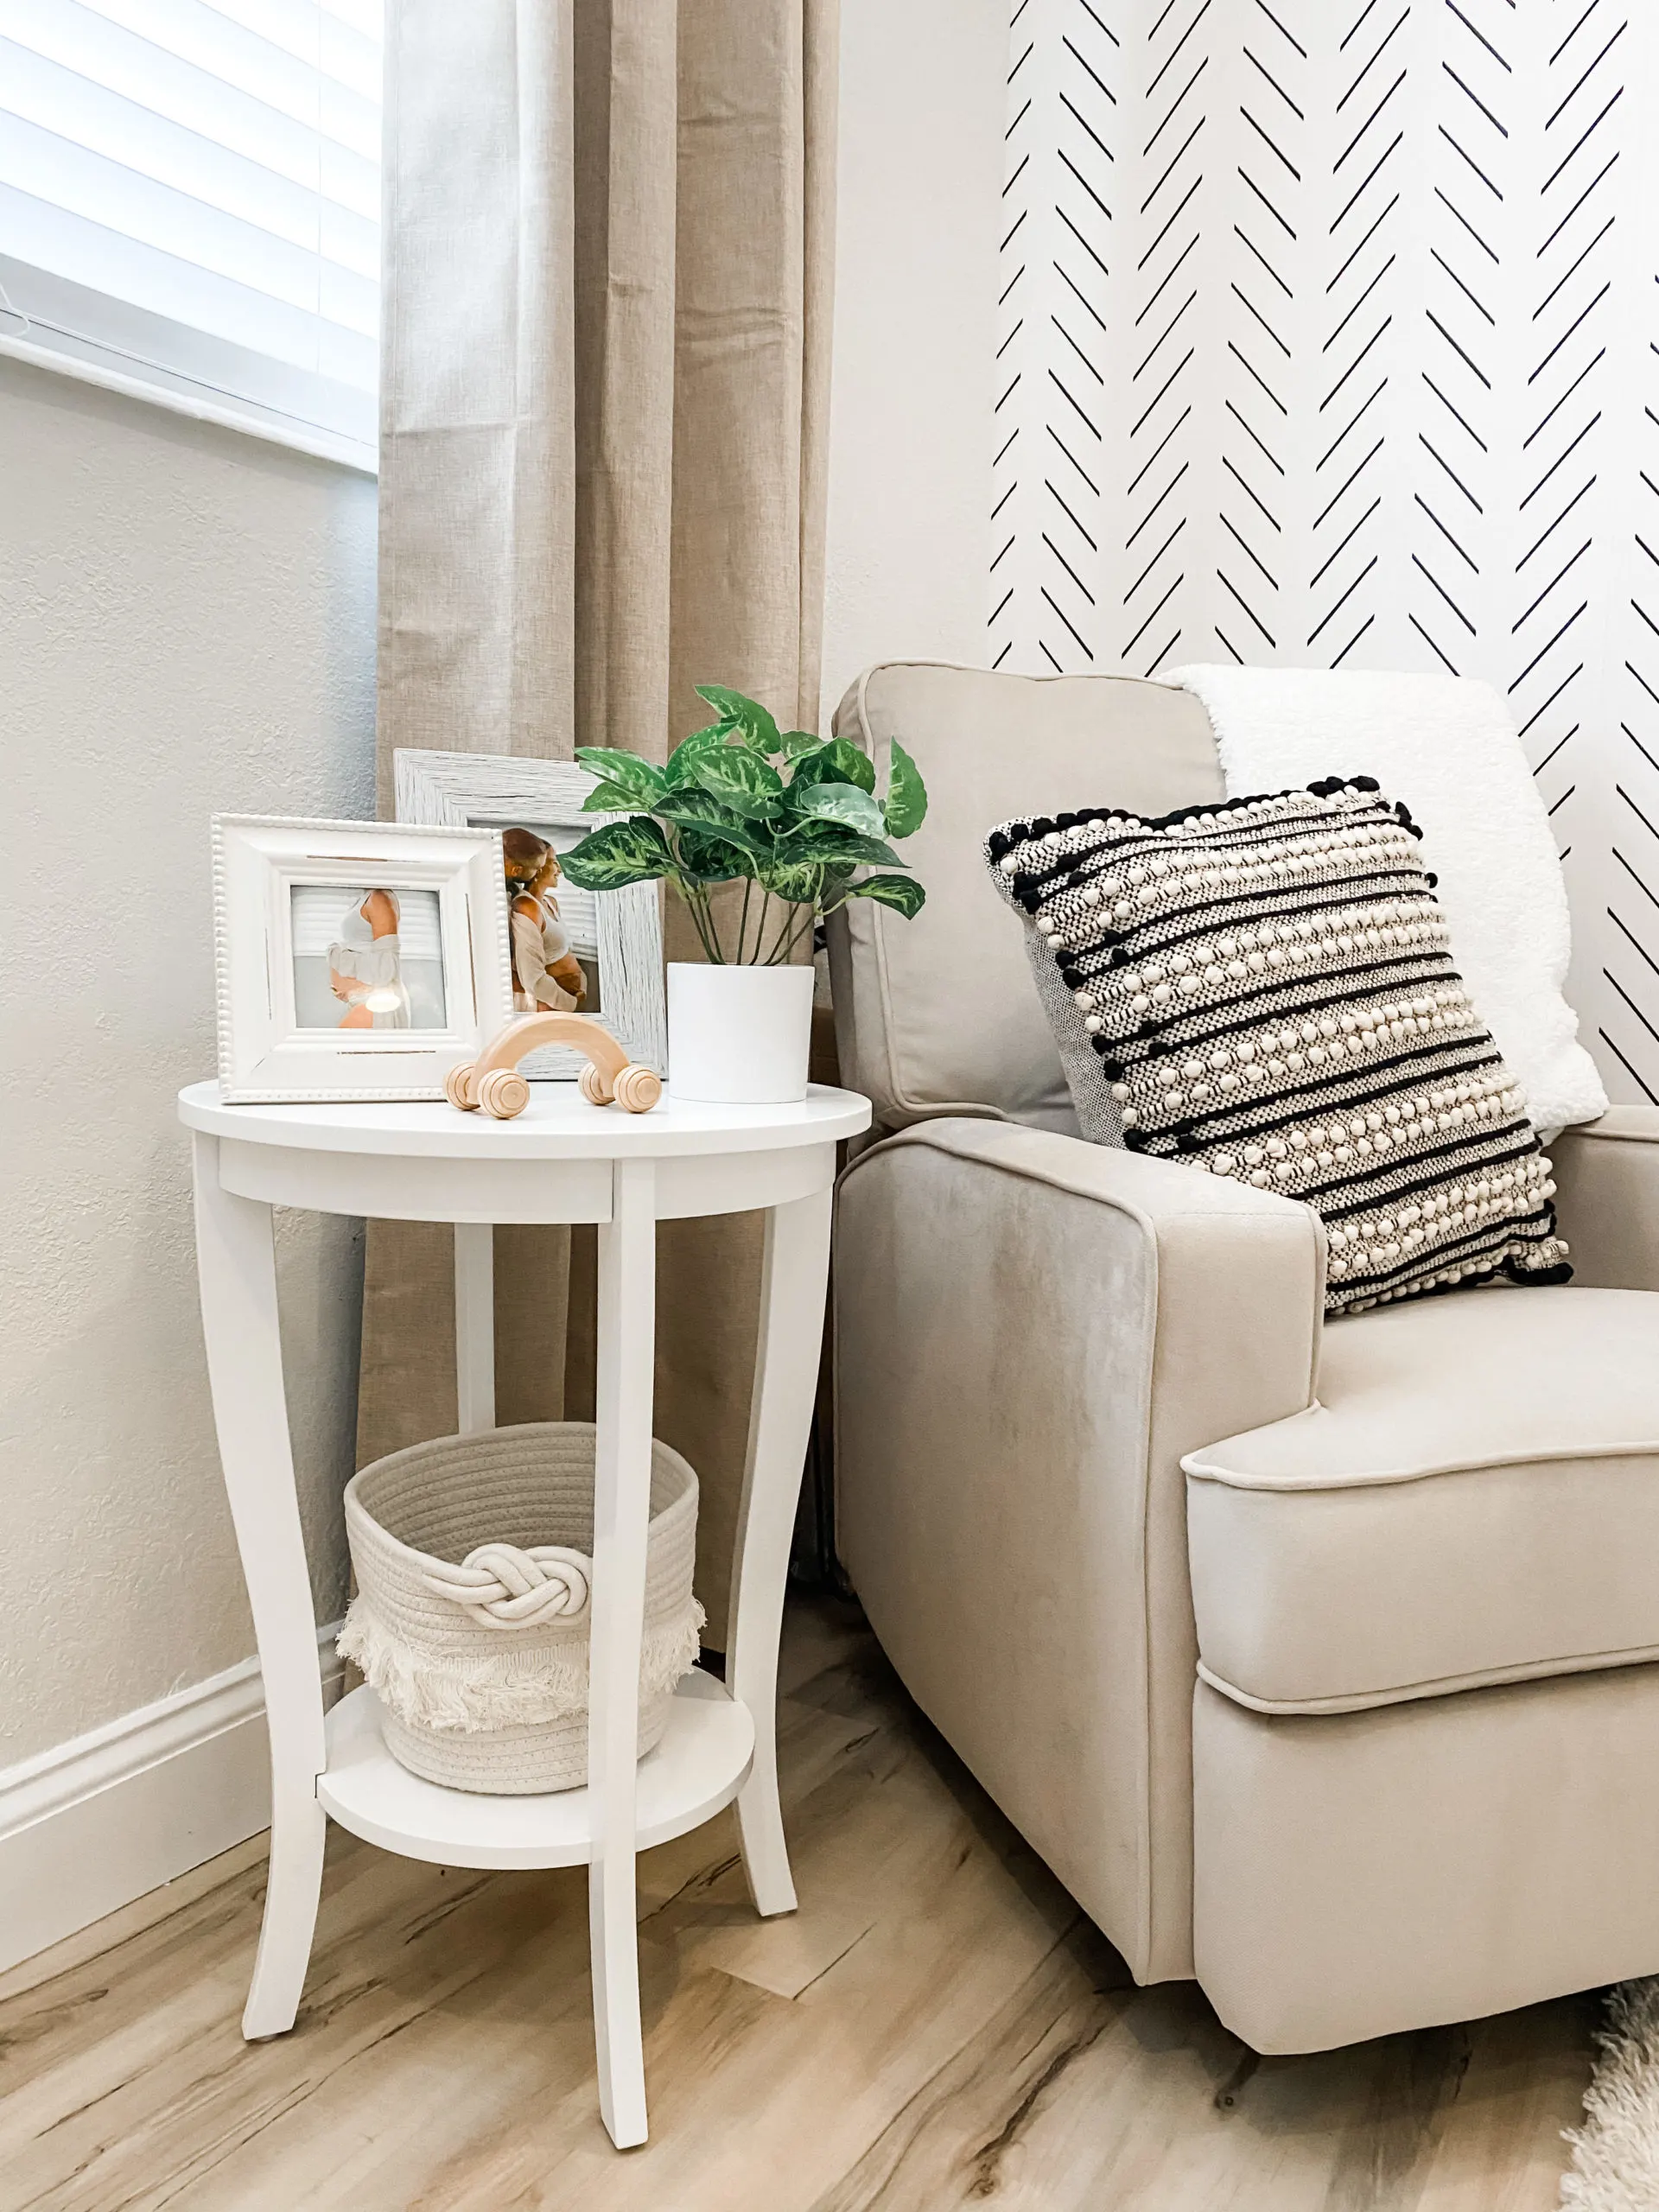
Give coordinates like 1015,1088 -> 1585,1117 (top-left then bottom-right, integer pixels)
361,0 -> 839,1644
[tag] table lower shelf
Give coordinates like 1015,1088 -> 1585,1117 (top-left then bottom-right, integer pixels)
316,1671 -> 756,1871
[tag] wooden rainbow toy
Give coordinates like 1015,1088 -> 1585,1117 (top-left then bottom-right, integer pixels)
445,1013 -> 663,1119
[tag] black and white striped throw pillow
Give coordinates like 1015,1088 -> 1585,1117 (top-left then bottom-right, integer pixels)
985,779 -> 1570,1316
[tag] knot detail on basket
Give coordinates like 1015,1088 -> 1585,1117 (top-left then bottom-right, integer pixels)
422,1542 -> 593,1629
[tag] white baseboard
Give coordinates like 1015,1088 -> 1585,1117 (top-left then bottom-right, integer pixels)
0,1625 -> 345,1975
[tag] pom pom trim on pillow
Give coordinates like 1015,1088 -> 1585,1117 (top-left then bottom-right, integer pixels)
985,779 -> 1571,1317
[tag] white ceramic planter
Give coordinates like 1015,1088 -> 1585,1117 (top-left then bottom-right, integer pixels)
666,962 -> 815,1104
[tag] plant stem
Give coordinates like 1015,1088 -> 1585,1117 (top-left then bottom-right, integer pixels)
767,906 -> 817,966
759,897 -> 797,965
690,887 -> 721,963
688,894 -> 718,963
736,877 -> 753,965
681,873 -> 721,964
662,820 -> 723,963
788,914 -> 819,963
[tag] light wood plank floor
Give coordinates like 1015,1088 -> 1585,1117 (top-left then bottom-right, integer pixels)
0,1599 -> 1597,2211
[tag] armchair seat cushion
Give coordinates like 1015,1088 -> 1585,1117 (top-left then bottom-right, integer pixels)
1184,1287 -> 1659,1714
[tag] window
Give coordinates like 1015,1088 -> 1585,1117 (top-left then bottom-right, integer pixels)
0,0 -> 380,469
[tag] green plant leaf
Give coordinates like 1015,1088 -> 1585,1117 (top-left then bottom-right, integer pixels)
676,829 -> 747,883
882,739 -> 928,839
695,684 -> 782,753
581,779 -> 647,813
756,857 -> 826,905
573,747 -> 666,809
557,817 -> 674,891
664,723 -> 734,787
687,741 -> 787,820
655,786 -> 743,830
787,736 -> 875,796
779,728 -> 823,760
788,779 -> 886,839
773,823 -> 905,869
845,871 -> 926,918
658,798 -> 772,866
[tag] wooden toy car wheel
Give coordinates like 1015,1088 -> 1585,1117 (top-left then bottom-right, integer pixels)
613,1064 -> 663,1114
476,1066 -> 532,1120
445,1061 -> 479,1112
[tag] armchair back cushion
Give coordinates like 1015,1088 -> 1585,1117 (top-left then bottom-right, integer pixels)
828,663 -> 1222,1129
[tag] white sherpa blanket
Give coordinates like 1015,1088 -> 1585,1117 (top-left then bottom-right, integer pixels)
1560,1980 -> 1659,2209
1171,664 -> 1607,1135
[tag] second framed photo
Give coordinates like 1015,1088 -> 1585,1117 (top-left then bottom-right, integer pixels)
394,750 -> 667,1083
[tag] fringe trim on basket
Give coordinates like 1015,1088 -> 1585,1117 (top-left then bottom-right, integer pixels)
336,1594 -> 707,1733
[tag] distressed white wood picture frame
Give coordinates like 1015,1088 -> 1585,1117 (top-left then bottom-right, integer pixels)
213,816 -> 513,1103
394,750 -> 668,1083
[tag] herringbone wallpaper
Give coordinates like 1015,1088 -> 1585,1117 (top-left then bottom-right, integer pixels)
993,0 -> 1659,1103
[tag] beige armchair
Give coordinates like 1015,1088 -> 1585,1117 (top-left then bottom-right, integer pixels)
827,661 -> 1659,2053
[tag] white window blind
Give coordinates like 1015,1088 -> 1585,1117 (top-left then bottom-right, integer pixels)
0,0 -> 380,468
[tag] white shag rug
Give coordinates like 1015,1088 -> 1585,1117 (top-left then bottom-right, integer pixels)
1560,1982 -> 1659,2209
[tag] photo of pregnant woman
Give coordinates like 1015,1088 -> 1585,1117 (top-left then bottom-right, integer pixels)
289,883 -> 448,1032
502,828 -> 601,1014
328,887 -> 410,1028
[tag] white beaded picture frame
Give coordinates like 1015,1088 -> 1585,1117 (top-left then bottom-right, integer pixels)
213,816 -> 514,1103
394,749 -> 667,1083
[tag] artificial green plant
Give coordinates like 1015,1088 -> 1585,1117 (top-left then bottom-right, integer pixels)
558,685 -> 927,965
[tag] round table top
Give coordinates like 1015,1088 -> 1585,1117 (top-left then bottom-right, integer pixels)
178,1079 -> 873,1161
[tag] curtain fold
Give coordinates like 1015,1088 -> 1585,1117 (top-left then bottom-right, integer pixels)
362,0 -> 837,1645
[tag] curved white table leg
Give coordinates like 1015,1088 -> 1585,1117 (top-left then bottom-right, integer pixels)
453,1222 -> 495,1434
588,1158 -> 657,2149
728,1182 -> 835,1917
190,1135 -> 327,2039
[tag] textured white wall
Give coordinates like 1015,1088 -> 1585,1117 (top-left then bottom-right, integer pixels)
0,359 -> 377,1766
820,0 -> 1007,725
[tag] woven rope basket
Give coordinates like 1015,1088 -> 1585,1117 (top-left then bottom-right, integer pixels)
337,1421 -> 703,1796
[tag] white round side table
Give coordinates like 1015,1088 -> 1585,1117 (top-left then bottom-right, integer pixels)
178,1077 -> 871,2149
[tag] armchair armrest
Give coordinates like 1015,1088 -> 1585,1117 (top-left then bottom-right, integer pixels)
832,1117 -> 1324,1982
1551,1106 -> 1659,1290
